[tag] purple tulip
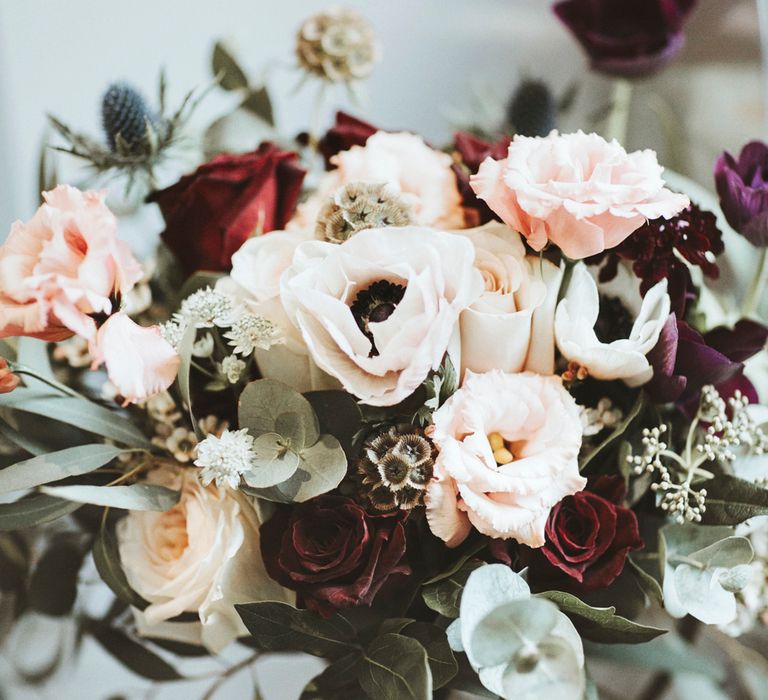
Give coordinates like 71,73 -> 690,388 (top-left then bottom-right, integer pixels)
714,141 -> 768,247
553,0 -> 697,78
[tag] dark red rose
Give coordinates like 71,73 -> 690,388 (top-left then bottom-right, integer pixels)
147,142 -> 306,274
317,112 -> 377,169
529,477 -> 643,592
260,495 -> 411,615
554,0 -> 697,78
452,132 -> 511,227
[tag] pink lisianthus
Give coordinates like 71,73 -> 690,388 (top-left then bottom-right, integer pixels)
470,131 -> 689,259
425,370 -> 586,548
0,185 -> 178,402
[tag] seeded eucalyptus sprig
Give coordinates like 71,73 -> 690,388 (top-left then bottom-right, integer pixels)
47,72 -> 215,191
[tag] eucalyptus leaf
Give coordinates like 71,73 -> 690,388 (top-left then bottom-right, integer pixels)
89,625 -> 182,681
422,560 -> 485,618
305,390 -> 362,458
16,338 -> 55,386
400,621 -> 458,689
672,565 -> 738,625
40,483 -> 180,511
239,379 -> 319,449
358,633 -> 432,700
93,518 -> 148,610
0,444 -> 127,495
0,493 -> 80,530
28,537 -> 85,616
470,598 -> 559,668
244,433 -> 300,488
627,556 -> 664,606
580,391 -> 645,472
0,390 -> 150,448
687,536 -> 754,569
236,601 -> 357,659
241,87 -> 275,126
212,41 -> 249,91
537,591 -> 667,644
0,419 -> 49,456
699,474 -> 768,525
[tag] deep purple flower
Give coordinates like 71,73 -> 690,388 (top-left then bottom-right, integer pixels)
715,141 -> 768,247
647,316 -> 766,405
589,203 -> 723,317
553,0 -> 697,78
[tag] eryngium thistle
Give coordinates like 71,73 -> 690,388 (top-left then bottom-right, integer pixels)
101,82 -> 157,153
506,79 -> 557,137
296,8 -> 379,82
316,182 -> 412,243
357,425 -> 436,511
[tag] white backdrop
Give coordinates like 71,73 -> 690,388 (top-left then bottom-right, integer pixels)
0,1 -> 765,698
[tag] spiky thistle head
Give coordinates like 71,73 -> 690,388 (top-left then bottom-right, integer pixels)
101,82 -> 159,154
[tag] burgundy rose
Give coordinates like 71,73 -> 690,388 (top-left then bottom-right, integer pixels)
715,141 -> 768,247
260,495 -> 410,615
528,477 -> 643,592
148,142 -> 305,274
316,111 -> 377,169
554,0 -> 697,78
452,132 -> 511,226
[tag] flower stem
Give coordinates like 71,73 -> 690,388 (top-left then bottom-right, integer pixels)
742,247 -> 768,318
11,363 -> 85,400
605,79 -> 633,145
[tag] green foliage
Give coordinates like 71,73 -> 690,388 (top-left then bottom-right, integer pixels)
358,633 -> 432,700
422,559 -> 485,618
580,390 -> 645,472
536,590 -> 666,644
238,380 -> 347,502
40,483 -> 180,511
211,41 -> 274,125
28,535 -> 85,616
414,356 -> 458,426
699,474 -> 768,525
0,444 -> 127,495
93,518 -> 148,610
0,493 -> 81,530
88,624 -> 183,681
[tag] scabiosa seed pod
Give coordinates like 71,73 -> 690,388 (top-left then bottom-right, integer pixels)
101,82 -> 158,153
506,79 -> 557,137
296,8 -> 379,82
356,424 -> 436,512
316,182 -> 413,244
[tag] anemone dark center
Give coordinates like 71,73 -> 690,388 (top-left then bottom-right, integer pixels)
593,295 -> 634,344
350,280 -> 406,356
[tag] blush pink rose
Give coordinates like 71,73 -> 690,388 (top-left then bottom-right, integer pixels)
280,226 -> 484,406
0,186 -> 142,341
470,131 -> 689,259
0,185 -> 177,403
426,370 -> 586,548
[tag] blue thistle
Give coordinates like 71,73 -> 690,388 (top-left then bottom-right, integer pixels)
506,79 -> 557,138
101,82 -> 157,153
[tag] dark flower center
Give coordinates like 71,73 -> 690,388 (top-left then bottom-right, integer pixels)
593,296 -> 634,344
350,280 -> 406,356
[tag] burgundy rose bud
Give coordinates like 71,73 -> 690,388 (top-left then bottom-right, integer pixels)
317,111 -> 378,169
553,0 -> 697,79
529,476 -> 643,592
260,495 -> 411,616
715,141 -> 768,247
147,142 -> 306,274
452,132 -> 511,227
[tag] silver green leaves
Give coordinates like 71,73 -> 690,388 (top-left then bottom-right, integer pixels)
448,564 -> 585,700
238,379 -> 347,502
660,524 -> 754,625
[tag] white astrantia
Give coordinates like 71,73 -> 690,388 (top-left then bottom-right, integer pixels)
555,262 -> 670,386
159,319 -> 185,351
176,287 -> 236,329
194,428 -> 256,489
579,398 -> 624,437
192,333 -> 215,358
224,313 -> 283,356
221,355 -> 246,384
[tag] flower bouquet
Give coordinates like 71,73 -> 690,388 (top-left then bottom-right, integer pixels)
1,4 -> 767,699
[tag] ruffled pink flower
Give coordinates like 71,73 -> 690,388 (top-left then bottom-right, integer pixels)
426,370 -> 586,548
0,185 -> 142,341
470,131 -> 689,259
93,313 -> 180,405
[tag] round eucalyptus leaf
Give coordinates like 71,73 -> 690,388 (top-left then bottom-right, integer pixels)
243,432 -> 300,488
500,636 -> 585,700
688,536 -> 753,570
469,599 -> 559,668
718,564 -> 753,593
239,379 -> 320,448
673,565 -> 736,625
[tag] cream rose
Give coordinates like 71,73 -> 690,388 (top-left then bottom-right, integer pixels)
280,226 -> 484,406
555,263 -> 670,386
470,130 -> 689,259
217,229 -> 338,393
458,222 -> 563,377
292,131 -> 465,231
117,465 -> 291,653
426,370 -> 586,548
